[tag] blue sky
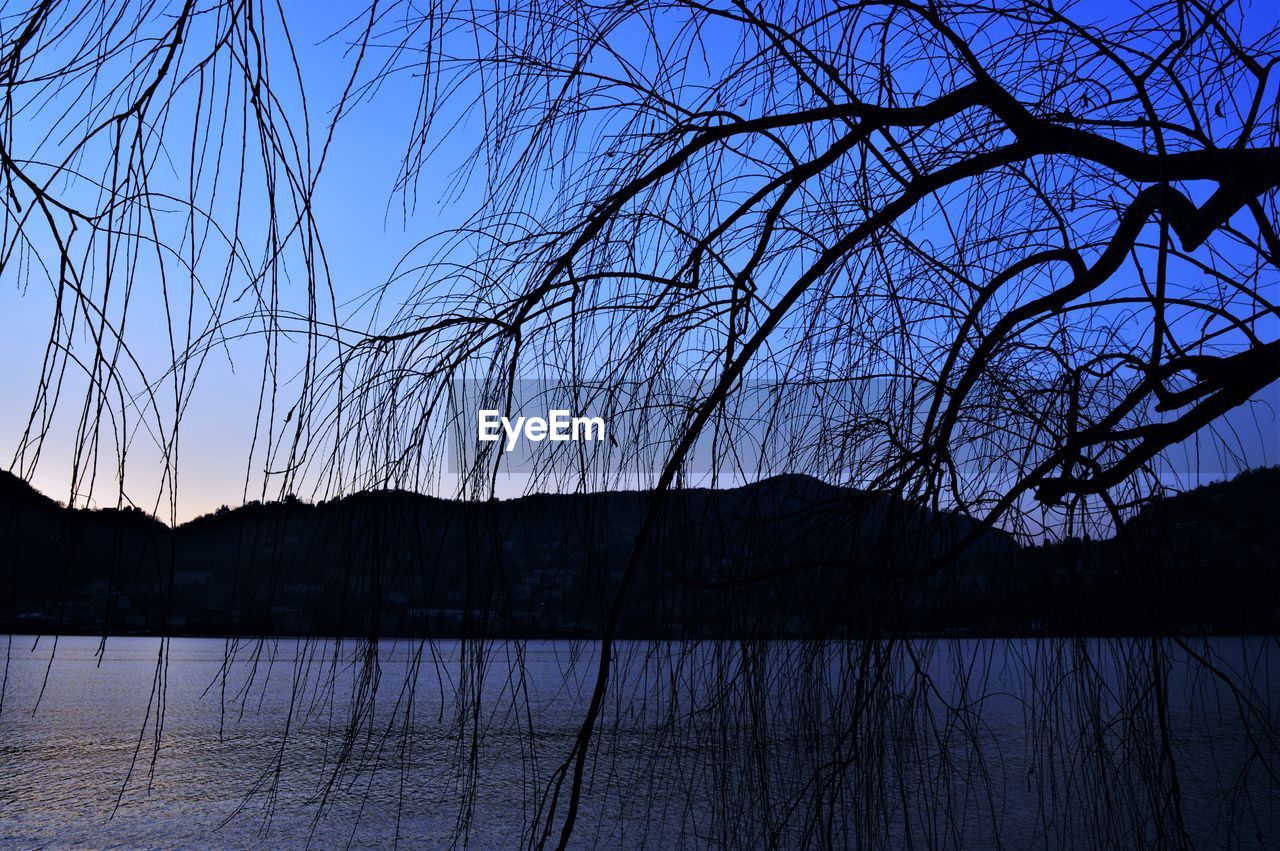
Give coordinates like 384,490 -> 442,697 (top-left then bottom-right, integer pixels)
1,0 -> 1276,524
0,2 -> 479,518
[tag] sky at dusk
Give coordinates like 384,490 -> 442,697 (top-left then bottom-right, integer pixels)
1,0 -> 1277,524
0,3 -> 489,520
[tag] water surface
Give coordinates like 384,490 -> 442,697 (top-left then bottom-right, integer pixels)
0,636 -> 1276,848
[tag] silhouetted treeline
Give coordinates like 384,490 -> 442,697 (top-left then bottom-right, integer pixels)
1,469 -> 1277,638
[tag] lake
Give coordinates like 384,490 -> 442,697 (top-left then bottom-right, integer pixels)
0,635 -> 1276,848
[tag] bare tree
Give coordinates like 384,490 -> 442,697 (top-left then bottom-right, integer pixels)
3,0 -> 1279,848
334,2 -> 1280,844
0,0 -> 382,518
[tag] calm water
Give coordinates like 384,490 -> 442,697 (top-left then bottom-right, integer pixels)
0,635 -> 1276,848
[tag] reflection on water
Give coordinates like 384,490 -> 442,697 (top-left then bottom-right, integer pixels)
0,635 -> 1276,848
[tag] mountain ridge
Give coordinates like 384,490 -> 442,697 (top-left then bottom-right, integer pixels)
2,468 -> 1276,638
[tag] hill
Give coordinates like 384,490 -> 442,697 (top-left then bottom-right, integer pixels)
0,469 -> 1275,637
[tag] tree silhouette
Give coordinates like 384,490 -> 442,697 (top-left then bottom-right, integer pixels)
2,0 -> 1279,847
334,3 -> 1280,842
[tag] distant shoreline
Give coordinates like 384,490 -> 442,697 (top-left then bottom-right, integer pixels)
6,467 -> 1280,639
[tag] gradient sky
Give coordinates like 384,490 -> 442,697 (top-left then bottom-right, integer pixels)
1,0 -> 1276,524
0,2 -> 489,520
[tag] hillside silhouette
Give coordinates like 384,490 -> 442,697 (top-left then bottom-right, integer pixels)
1,470 -> 1276,637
